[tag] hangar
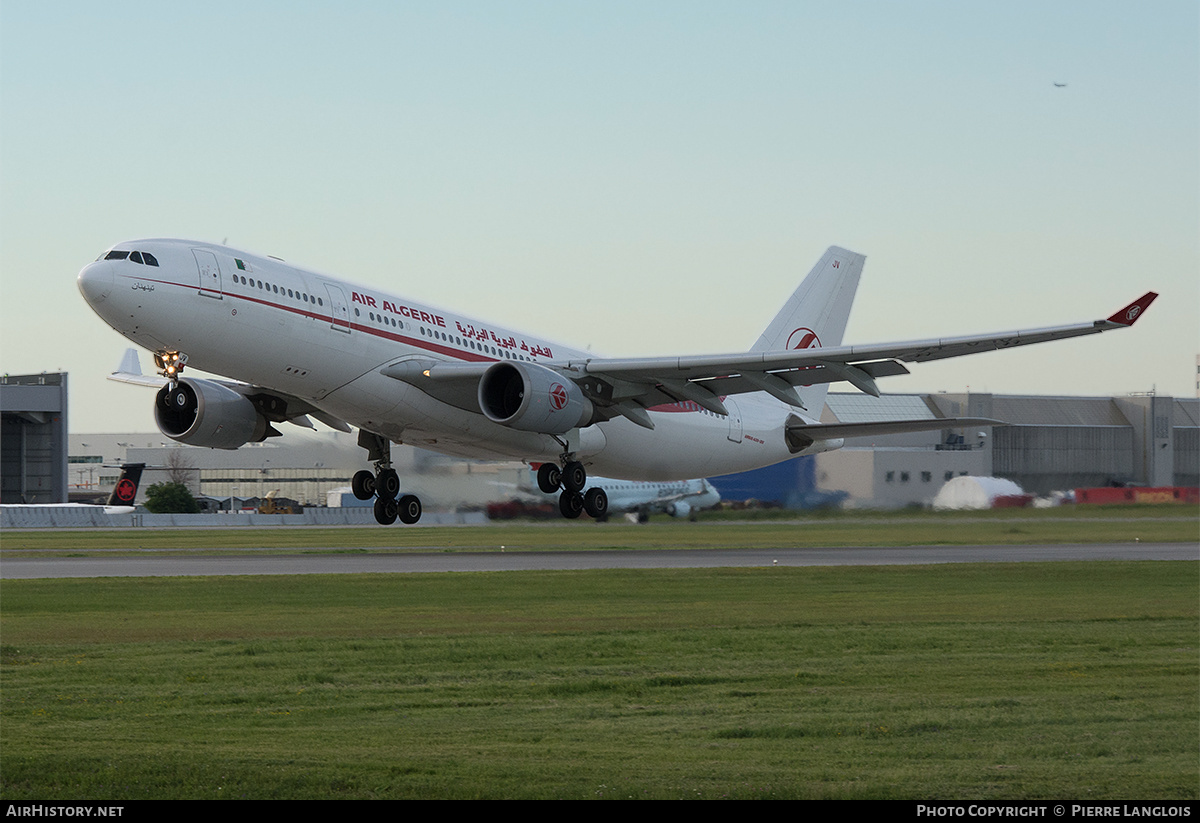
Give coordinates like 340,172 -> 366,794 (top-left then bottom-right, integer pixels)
0,373 -> 68,504
811,391 -> 1198,508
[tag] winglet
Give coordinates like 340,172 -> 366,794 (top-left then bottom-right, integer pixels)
1106,292 -> 1158,326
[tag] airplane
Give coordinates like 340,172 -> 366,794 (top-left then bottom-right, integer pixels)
77,239 -> 1157,525
524,468 -> 721,522
0,462 -> 145,514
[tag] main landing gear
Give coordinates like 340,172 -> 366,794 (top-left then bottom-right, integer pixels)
352,431 -> 422,526
537,458 -> 608,520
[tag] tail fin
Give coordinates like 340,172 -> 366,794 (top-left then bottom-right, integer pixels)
750,246 -> 864,413
106,463 -> 145,506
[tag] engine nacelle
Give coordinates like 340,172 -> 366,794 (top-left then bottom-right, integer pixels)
667,501 -> 691,519
478,362 -> 593,434
155,378 -> 271,449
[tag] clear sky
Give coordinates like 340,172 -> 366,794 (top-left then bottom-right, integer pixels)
2,1 -> 1196,433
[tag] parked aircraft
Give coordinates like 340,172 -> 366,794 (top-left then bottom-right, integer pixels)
0,463 -> 145,514
526,469 -> 720,522
77,240 -> 1156,525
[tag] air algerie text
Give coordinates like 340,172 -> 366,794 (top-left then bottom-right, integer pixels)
351,292 -> 446,328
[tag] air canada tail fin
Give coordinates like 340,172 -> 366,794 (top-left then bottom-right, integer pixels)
106,463 -> 145,507
749,246 -> 865,413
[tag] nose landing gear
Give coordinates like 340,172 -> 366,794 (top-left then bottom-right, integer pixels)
353,431 -> 422,526
154,350 -> 188,384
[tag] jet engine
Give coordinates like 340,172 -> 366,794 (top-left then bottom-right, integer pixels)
155,379 -> 273,449
478,362 -> 594,434
667,501 -> 691,519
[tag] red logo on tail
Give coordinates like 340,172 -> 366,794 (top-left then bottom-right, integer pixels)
114,478 -> 136,503
786,328 -> 821,350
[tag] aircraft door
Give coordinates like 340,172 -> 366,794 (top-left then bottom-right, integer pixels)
324,283 -> 351,333
193,249 -> 223,299
726,397 -> 743,443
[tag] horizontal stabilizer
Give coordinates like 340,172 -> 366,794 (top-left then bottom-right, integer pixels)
786,416 -> 1004,452
108,348 -> 167,387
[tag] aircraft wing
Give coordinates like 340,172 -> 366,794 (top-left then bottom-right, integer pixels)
559,291 -> 1158,421
108,348 -> 352,433
382,292 -> 1156,429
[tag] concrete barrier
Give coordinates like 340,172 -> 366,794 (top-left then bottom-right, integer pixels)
1,507 -> 489,529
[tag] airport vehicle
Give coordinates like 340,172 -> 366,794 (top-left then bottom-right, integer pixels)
77,240 -> 1156,525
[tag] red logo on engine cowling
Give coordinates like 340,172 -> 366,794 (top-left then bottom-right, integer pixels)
549,383 -> 569,411
114,478 -> 136,502
786,328 -> 821,350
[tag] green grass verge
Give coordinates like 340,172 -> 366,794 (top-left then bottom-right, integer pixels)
1,561 -> 1196,799
2,504 -> 1196,555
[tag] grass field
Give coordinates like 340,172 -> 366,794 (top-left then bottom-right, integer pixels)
1,555 -> 1197,799
2,503 -> 1196,555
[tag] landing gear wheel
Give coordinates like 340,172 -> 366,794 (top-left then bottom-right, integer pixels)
559,490 -> 584,519
583,487 -> 609,519
377,468 -> 401,500
537,463 -> 562,493
562,461 -> 587,493
398,494 -> 422,525
374,497 -> 398,526
352,470 -> 376,501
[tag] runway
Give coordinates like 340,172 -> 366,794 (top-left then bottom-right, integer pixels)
1,542 -> 1194,578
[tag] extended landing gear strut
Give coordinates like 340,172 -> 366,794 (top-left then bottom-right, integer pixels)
352,431 -> 422,526
537,457 -> 608,520
154,350 -> 188,385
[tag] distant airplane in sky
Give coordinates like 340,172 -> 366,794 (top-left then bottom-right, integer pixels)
1054,82 -> 1068,87
78,239 -> 1156,525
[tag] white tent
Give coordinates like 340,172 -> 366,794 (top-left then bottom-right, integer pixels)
932,476 -> 1024,510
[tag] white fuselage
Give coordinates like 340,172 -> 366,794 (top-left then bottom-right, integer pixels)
78,239 -> 838,480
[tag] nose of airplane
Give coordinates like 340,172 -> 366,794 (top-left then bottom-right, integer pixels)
77,260 -> 114,306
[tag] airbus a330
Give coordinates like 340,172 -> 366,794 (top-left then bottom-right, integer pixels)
77,239 -> 1156,525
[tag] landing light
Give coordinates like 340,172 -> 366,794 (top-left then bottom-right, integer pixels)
154,350 -> 188,380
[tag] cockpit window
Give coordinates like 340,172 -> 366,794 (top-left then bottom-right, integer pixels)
102,249 -> 160,266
